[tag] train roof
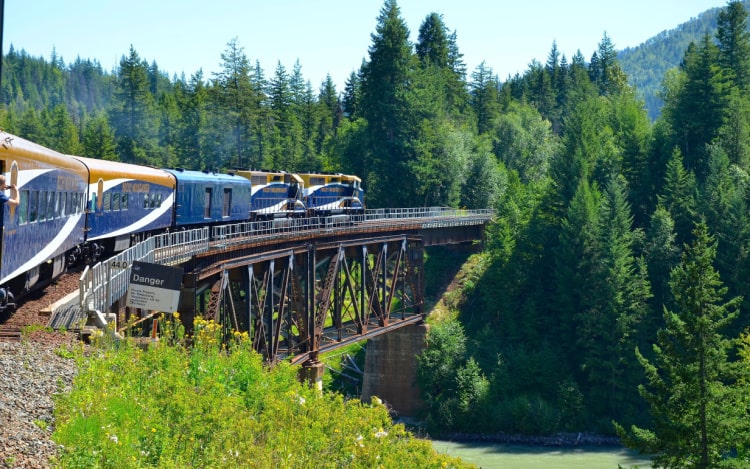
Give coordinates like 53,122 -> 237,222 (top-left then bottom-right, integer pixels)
297,173 -> 361,185
71,156 -> 176,187
0,131 -> 87,172
164,168 -> 252,185
234,169 -> 303,184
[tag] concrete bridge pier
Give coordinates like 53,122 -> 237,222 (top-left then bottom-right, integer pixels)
361,323 -> 427,418
299,359 -> 326,392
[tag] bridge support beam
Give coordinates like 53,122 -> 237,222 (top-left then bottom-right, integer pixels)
181,235 -> 425,364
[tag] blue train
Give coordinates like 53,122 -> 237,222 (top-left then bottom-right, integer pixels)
0,131 -> 365,312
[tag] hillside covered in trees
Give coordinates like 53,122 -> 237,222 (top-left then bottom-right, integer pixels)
5,0 -> 750,464
619,0 -> 750,120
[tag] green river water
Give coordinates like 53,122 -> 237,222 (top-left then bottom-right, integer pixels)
431,440 -> 652,468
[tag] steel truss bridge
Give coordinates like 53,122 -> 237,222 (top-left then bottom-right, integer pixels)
58,208 -> 492,364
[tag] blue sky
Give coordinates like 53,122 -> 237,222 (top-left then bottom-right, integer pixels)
6,0 -> 729,90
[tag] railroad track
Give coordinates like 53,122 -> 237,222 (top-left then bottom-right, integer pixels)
0,271 -> 82,343
0,324 -> 22,342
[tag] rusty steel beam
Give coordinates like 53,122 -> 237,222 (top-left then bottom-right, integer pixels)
188,235 -> 425,364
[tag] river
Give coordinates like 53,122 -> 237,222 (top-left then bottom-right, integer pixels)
432,440 -> 652,468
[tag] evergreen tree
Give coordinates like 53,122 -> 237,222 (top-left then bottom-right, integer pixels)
315,74 -> 342,157
553,179 -> 601,378
416,13 -> 450,68
46,104 -> 83,155
608,88 -> 653,225
82,112 -> 117,161
360,0 -> 416,207
469,62 -> 500,136
18,108 -> 46,146
342,69 -> 362,119
415,13 -> 469,119
176,71 -> 209,169
617,222 -> 747,469
588,33 -> 628,97
643,205 -> 680,331
716,0 -> 750,92
669,36 -> 726,180
717,93 -> 750,169
658,149 -> 698,246
581,175 -> 651,425
212,38 -> 257,169
109,45 -> 160,165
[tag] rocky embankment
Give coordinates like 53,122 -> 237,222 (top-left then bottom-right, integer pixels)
0,332 -> 79,468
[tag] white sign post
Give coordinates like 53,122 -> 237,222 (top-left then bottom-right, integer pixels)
126,261 -> 184,312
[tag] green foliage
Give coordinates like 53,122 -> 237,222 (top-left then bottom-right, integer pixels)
12,0 -> 750,446
616,223 -> 749,468
53,317 -> 470,468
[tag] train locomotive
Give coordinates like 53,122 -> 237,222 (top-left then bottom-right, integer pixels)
0,130 -> 365,313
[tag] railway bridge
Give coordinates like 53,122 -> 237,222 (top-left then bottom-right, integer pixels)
53,207 -> 492,396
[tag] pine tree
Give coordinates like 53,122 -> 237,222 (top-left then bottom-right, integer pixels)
671,36 -> 726,180
588,33 -> 628,97
716,0 -> 750,92
176,71 -> 209,169
580,175 -> 651,424
109,45 -> 160,165
658,149 -> 698,247
82,112 -> 117,161
211,38 -> 257,169
553,179 -> 601,378
616,222 -> 748,469
360,0 -> 415,207
469,62 -> 500,136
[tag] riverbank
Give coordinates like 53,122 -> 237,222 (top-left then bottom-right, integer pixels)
438,431 -> 622,447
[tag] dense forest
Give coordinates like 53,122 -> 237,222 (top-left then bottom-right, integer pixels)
5,0 -> 750,465
618,1 -> 745,120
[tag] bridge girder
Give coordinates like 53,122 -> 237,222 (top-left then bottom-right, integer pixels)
180,235 -> 425,364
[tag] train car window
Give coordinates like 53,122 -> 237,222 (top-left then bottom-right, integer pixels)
331,178 -> 340,183
18,190 -> 28,225
54,192 -> 62,218
121,193 -> 129,210
223,188 -> 232,217
204,188 -> 212,218
40,191 -> 49,221
47,191 -> 55,220
112,192 -> 120,211
103,191 -> 111,212
29,191 -> 38,223
143,193 -> 150,209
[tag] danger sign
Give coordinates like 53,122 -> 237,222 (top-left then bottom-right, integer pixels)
126,261 -> 184,312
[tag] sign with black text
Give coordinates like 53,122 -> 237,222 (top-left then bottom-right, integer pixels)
126,261 -> 183,312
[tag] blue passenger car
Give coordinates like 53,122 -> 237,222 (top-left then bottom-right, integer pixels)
0,131 -> 88,299
165,169 -> 251,227
73,156 -> 176,254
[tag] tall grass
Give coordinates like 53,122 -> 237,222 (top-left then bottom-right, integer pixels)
52,315 -> 471,468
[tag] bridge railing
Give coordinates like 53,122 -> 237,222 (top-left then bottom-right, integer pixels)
79,228 -> 209,319
75,207 -> 493,324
